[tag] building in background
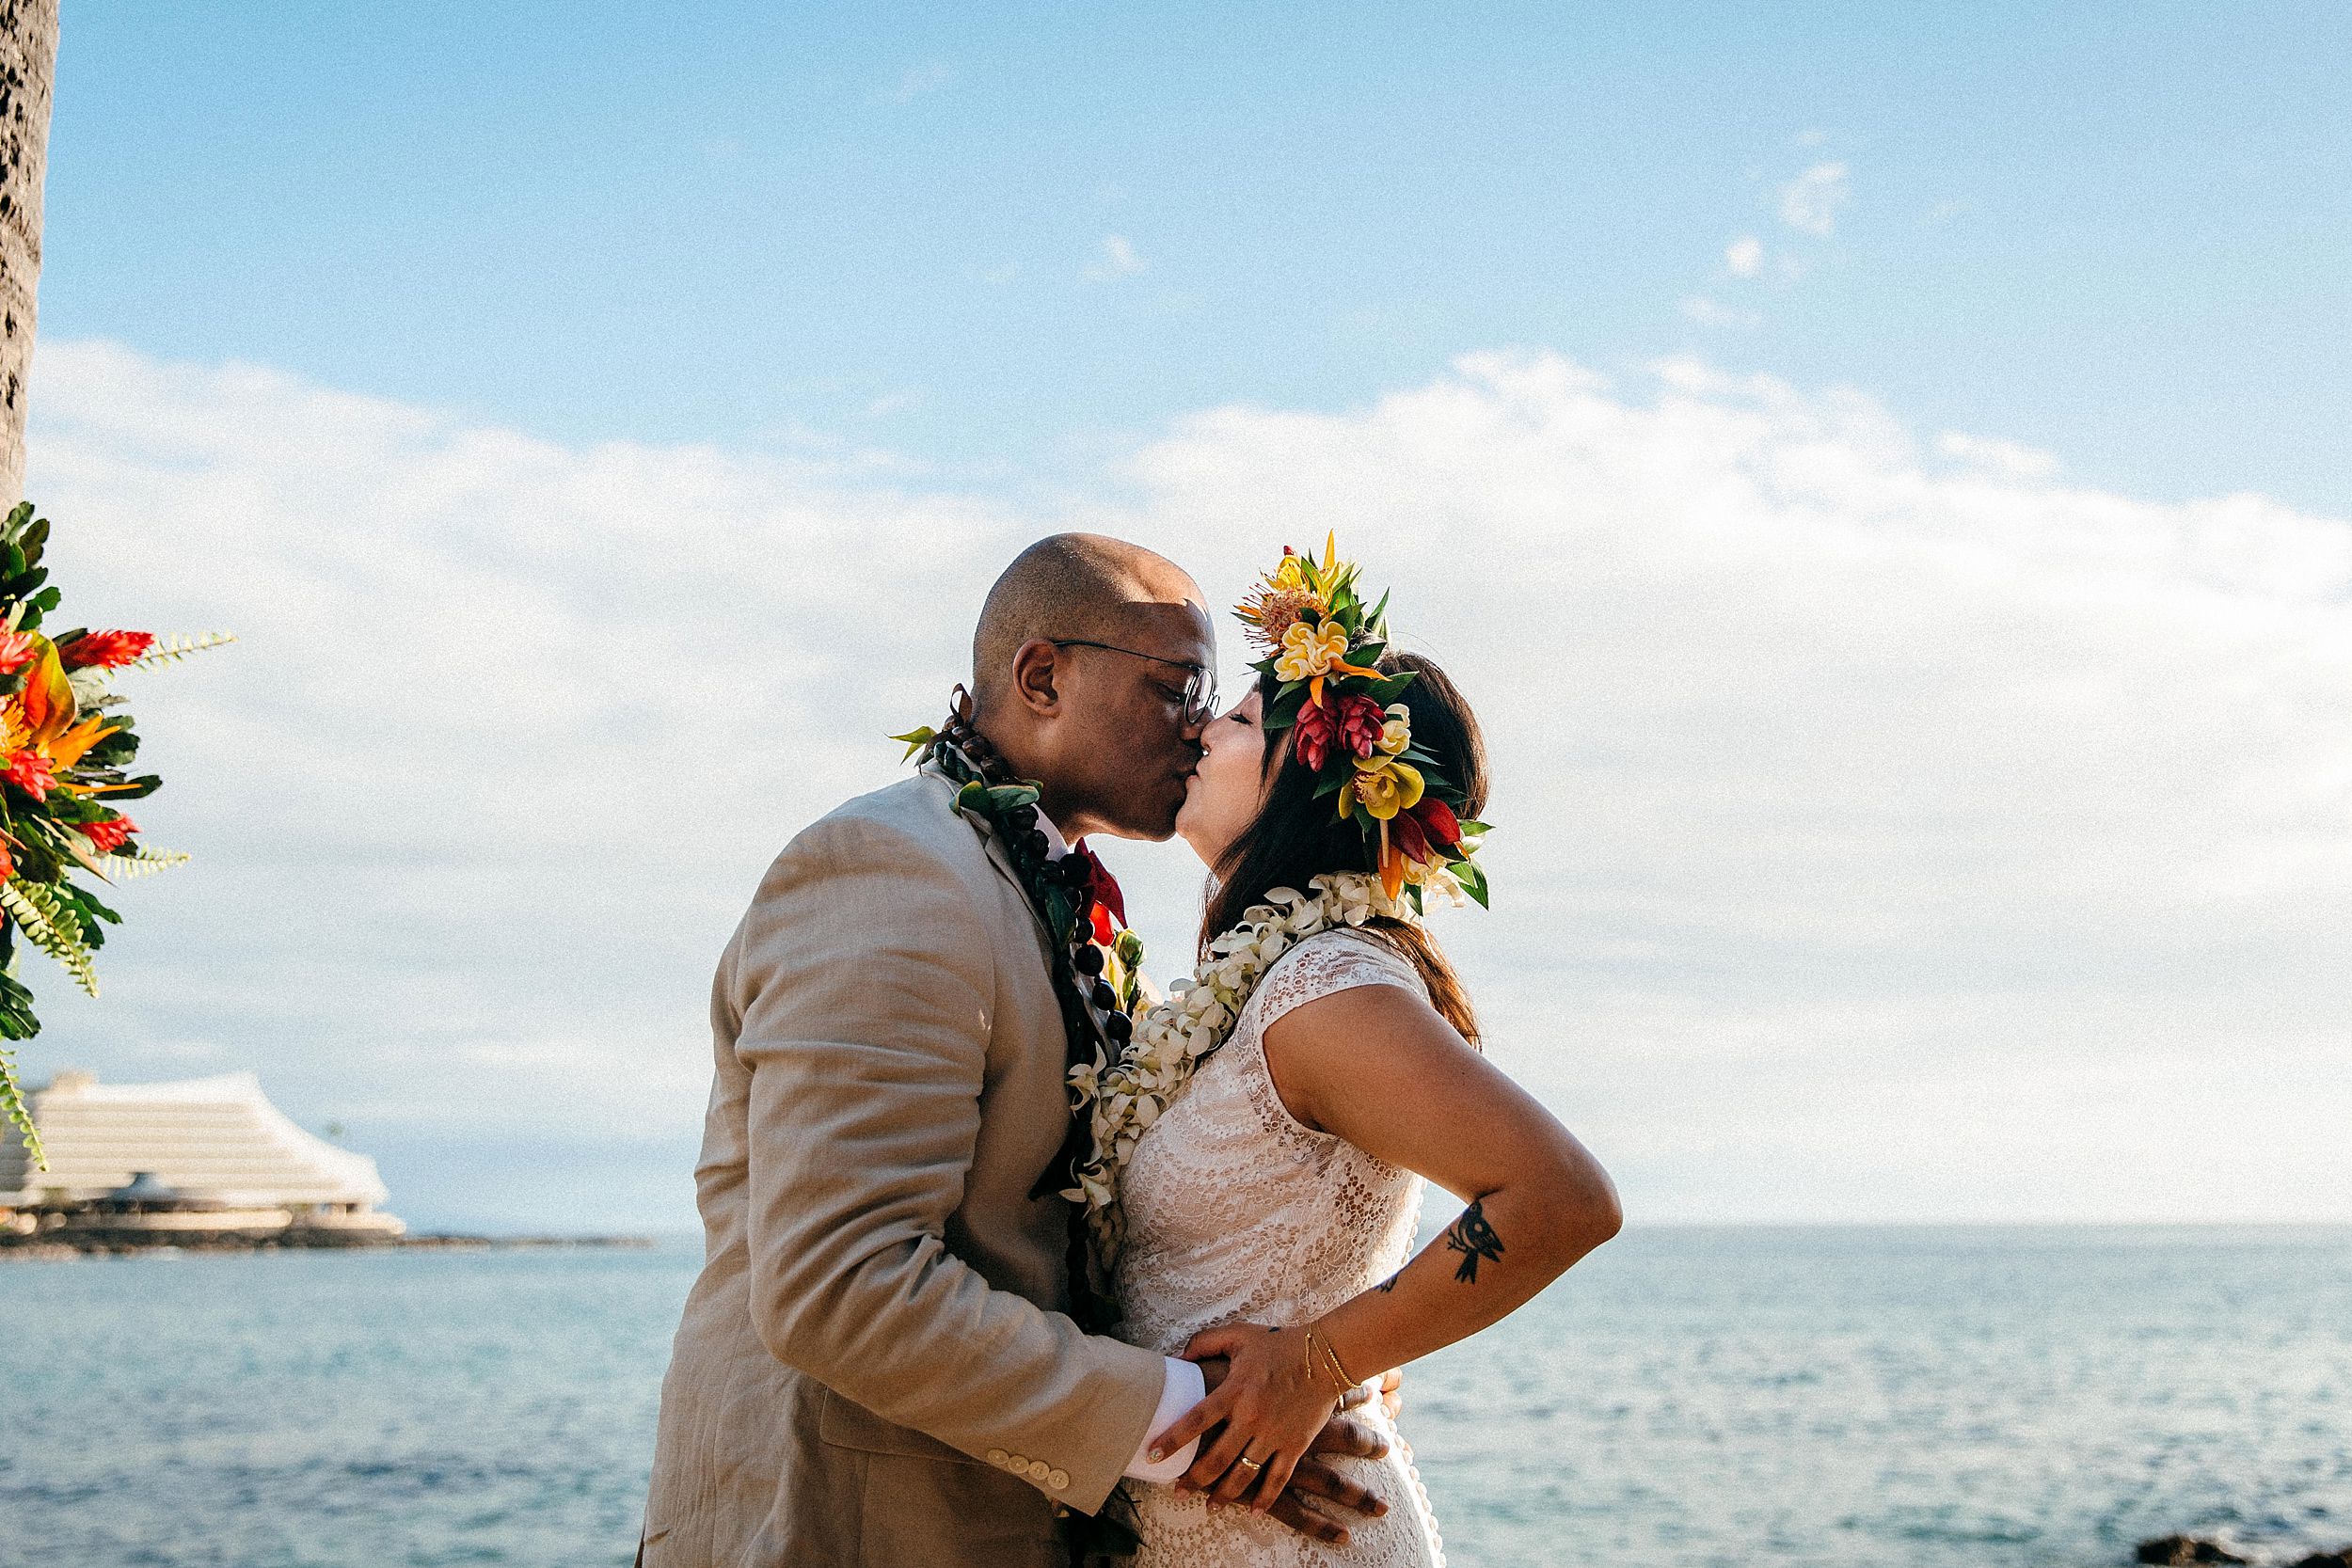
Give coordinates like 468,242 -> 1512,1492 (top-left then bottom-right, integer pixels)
0,1069 -> 405,1243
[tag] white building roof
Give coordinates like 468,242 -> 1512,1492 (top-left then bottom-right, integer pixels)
0,1069 -> 393,1209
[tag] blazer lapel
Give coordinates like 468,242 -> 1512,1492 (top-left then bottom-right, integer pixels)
920,763 -> 1053,947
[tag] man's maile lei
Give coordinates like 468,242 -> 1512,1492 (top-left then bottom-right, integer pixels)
1066,535 -> 1491,1266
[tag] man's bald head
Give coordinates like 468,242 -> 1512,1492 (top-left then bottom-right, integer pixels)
963,533 -> 1216,841
971,533 -> 1206,706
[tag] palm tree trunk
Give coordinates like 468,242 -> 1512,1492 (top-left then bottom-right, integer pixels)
0,0 -> 56,506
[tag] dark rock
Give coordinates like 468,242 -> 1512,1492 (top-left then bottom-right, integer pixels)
2135,1538 -> 2248,1566
2285,1551 -> 2352,1568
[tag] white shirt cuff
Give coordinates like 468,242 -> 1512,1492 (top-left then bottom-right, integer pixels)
1123,1356 -> 1205,1482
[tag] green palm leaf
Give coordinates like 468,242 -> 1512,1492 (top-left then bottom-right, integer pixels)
0,1040 -> 42,1168
124,630 -> 238,671
0,879 -> 99,997
100,848 -> 190,881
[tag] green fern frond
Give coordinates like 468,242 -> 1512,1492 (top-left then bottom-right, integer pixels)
0,880 -> 98,997
125,631 -> 238,671
0,1043 -> 42,1169
99,848 -> 189,881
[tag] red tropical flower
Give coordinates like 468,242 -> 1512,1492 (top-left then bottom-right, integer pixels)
83,815 -> 138,854
0,630 -> 35,675
4,751 -> 56,800
1410,796 -> 1463,848
1392,797 -> 1463,865
1067,840 -> 1128,946
59,630 -> 155,670
1291,696 -> 1337,771
1334,693 -> 1386,761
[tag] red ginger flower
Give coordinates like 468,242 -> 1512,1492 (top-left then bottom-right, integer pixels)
83,815 -> 138,854
5,751 -> 56,800
1291,695 -> 1337,771
59,630 -> 154,670
0,630 -> 35,676
1334,693 -> 1387,761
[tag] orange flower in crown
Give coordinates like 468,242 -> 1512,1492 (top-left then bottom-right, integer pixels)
1240,534 -> 1492,911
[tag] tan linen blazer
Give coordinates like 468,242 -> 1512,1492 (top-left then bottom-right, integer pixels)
641,771 -> 1168,1568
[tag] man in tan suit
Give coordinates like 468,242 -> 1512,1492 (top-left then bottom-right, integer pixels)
642,537 -> 1391,1567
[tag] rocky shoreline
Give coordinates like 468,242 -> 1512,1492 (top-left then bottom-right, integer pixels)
2140,1538 -> 2352,1568
0,1231 -> 659,1260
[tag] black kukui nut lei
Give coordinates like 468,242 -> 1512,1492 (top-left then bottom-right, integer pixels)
916,689 -> 1135,1330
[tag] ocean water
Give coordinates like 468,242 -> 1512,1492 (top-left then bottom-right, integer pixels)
3,1226 -> 2347,1568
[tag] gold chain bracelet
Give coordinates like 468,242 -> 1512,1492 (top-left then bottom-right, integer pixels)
1301,1324 -> 1361,1400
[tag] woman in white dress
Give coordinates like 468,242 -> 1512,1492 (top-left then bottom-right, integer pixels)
1089,543 -> 1623,1565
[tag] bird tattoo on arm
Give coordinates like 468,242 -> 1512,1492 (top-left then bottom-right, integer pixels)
1443,1199 -> 1504,1283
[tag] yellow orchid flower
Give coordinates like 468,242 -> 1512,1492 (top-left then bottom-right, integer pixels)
1348,755 -> 1424,820
1377,703 -> 1411,756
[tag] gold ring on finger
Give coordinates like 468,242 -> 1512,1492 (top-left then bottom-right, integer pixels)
1235,1456 -> 1263,1474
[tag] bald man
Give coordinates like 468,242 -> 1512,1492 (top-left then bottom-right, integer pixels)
639,535 -> 1390,1567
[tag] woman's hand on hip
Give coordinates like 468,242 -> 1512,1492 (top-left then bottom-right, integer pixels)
1156,1321 -> 1344,1512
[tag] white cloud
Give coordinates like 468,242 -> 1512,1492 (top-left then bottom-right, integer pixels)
1678,295 -> 1760,328
883,61 -> 953,103
1724,235 -> 1764,277
1084,234 -> 1147,281
1779,160 -> 1851,235
24,341 -> 2350,1227
1938,429 -> 2061,480
863,388 -> 924,419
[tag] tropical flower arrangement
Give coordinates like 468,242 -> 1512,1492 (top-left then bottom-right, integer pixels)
1236,533 -> 1491,910
0,502 -> 231,1165
1064,534 -> 1496,1262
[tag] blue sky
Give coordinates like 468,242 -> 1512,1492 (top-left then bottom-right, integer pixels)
18,5 -> 2349,1231
46,3 -> 2352,510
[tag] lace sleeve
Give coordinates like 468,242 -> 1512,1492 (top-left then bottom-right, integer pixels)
1248,927 -> 1429,1033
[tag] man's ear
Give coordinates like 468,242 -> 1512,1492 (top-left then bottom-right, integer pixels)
1008,638 -> 1064,717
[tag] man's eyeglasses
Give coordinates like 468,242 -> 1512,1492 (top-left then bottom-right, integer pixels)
1048,639 -> 1219,726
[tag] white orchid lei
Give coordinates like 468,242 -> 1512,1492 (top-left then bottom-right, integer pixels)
1062,863 -> 1472,1265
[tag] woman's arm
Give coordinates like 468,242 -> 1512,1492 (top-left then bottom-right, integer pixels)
1148,974 -> 1621,1508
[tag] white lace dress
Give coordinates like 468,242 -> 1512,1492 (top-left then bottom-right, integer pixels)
1112,928 -> 1448,1568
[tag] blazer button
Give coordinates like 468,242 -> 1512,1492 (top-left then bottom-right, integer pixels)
1048,1469 -> 1071,1491
1006,1453 -> 1029,1472
1026,1459 -> 1051,1481
986,1449 -> 1009,1466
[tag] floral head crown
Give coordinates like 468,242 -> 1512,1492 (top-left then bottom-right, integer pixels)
1237,533 -> 1490,911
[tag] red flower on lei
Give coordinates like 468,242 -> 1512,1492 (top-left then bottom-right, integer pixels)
1066,840 -> 1128,946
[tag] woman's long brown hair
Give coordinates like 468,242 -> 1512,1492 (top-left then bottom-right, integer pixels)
1200,650 -> 1486,1043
